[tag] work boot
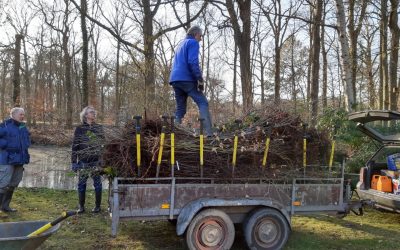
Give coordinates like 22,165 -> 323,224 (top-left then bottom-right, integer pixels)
2,189 -> 17,212
77,192 -> 85,214
92,191 -> 102,213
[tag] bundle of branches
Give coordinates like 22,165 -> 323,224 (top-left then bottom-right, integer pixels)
102,105 -> 336,181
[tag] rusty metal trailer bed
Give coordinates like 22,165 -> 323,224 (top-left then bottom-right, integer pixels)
109,166 -> 354,249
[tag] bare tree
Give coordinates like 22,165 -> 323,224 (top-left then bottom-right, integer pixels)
348,0 -> 368,105
388,0 -> 399,110
335,0 -> 355,112
310,0 -> 323,126
225,0 -> 252,112
80,0 -> 89,107
379,0 -> 389,109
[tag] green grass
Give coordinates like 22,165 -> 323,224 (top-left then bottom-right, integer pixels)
2,188 -> 400,249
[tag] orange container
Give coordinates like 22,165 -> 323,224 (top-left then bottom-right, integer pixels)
371,175 -> 380,190
377,176 -> 392,192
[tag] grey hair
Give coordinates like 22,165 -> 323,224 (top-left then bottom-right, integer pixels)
10,107 -> 25,119
79,106 -> 96,123
187,25 -> 202,37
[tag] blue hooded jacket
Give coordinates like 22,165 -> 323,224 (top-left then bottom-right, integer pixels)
169,35 -> 203,83
0,118 -> 31,165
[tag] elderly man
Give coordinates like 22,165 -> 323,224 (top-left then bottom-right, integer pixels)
169,25 -> 213,136
0,107 -> 31,212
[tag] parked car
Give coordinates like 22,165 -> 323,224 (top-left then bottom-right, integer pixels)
349,110 -> 400,212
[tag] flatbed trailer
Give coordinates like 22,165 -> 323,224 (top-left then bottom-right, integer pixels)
109,166 -> 357,250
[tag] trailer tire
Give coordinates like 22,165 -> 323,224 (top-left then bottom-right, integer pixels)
185,208 -> 235,250
244,208 -> 290,250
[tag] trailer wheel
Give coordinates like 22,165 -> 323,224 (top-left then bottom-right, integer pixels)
185,208 -> 235,250
244,208 -> 290,250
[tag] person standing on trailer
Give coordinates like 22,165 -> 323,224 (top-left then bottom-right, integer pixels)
169,25 -> 213,136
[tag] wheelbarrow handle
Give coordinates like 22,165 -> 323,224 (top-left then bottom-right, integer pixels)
27,211 -> 78,238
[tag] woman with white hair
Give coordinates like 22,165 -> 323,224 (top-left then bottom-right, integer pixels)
0,107 -> 31,212
71,106 -> 105,213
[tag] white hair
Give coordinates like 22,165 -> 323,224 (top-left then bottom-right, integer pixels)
10,107 -> 25,119
187,25 -> 202,37
79,106 -> 96,123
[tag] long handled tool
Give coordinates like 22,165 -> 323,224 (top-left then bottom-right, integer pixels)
27,211 -> 77,237
156,115 -> 168,181
261,123 -> 271,170
329,125 -> 338,171
170,115 -> 175,178
231,119 -> 242,180
198,118 -> 205,179
302,123 -> 308,169
134,115 -> 142,177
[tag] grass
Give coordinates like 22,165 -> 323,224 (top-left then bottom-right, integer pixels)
1,188 -> 400,249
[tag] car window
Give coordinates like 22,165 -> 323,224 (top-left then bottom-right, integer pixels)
372,146 -> 400,163
365,120 -> 400,137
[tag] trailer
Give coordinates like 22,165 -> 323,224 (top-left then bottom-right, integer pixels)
109,164 -> 358,250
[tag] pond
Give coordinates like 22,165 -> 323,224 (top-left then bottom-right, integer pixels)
19,145 -> 108,190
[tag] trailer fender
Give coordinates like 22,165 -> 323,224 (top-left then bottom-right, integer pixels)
176,198 -> 290,236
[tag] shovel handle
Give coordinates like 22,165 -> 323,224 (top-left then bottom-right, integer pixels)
28,211 -> 77,237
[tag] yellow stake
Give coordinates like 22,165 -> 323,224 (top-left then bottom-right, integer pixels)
303,138 -> 307,168
262,137 -> 271,168
329,140 -> 335,171
136,134 -> 141,167
232,135 -> 238,167
157,132 -> 165,165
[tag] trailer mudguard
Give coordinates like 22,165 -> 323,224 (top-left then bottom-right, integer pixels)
176,197 -> 291,236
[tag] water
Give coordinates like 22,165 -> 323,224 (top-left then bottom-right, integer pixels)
19,145 -> 108,190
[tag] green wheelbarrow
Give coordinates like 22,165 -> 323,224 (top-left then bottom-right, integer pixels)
0,211 -> 77,250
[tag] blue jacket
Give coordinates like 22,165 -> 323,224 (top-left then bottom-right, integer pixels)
71,122 -> 105,166
169,35 -> 203,83
0,118 -> 31,165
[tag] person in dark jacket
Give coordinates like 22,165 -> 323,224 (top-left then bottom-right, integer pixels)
169,25 -> 213,136
0,107 -> 30,212
71,106 -> 105,213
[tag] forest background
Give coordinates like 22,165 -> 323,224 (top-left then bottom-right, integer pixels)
0,0 -> 399,170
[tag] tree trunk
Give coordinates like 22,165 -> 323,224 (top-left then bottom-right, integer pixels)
274,38 -> 281,104
388,0 -> 399,110
22,38 -> 31,124
321,2 -> 328,109
80,0 -> 89,107
115,40 -> 121,125
13,34 -> 23,107
233,44 -> 237,114
143,0 -> 155,114
335,0 -> 355,112
348,0 -> 368,108
380,0 -> 388,110
0,58 -> 8,118
63,31 -> 73,128
226,0 -> 253,113
310,0 -> 322,126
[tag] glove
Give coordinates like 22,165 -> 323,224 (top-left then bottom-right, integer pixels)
71,163 -> 81,172
197,80 -> 204,92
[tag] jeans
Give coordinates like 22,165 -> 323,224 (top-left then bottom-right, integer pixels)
171,81 -> 213,136
78,169 -> 102,193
